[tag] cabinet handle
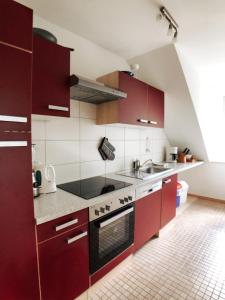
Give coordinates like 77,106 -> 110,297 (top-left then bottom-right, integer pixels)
99,207 -> 134,228
67,231 -> 88,244
55,219 -> 78,231
0,141 -> 27,147
137,119 -> 148,124
48,105 -> 69,112
0,115 -> 27,123
149,120 -> 158,125
163,179 -> 172,185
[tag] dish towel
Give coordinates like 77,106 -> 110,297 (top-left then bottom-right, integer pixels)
98,137 -> 115,161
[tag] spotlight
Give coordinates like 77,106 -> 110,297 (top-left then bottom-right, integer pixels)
158,6 -> 179,42
167,23 -> 173,36
173,30 -> 178,43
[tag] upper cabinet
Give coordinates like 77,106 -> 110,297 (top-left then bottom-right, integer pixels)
0,1 -> 33,51
96,71 -> 164,128
148,85 -> 164,128
32,35 -> 71,117
0,43 -> 32,135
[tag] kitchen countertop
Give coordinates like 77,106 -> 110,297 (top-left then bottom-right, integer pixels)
34,162 -> 203,225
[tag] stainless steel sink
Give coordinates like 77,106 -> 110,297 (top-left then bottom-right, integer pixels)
117,165 -> 172,180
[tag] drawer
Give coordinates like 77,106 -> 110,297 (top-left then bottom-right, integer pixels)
39,224 -> 89,300
37,208 -> 88,243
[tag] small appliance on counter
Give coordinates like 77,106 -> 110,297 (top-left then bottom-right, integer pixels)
32,170 -> 41,198
178,148 -> 197,163
166,146 -> 178,162
35,164 -> 57,194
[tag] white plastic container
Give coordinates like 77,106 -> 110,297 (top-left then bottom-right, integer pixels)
177,181 -> 189,203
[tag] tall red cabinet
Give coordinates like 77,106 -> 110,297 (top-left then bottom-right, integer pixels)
0,2 -> 40,299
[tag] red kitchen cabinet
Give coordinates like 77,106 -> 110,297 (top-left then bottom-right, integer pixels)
0,138 -> 40,300
32,35 -> 71,117
96,71 -> 164,127
134,190 -> 162,252
148,85 -> 164,128
161,174 -> 177,228
38,224 -> 89,300
119,72 -> 148,125
0,42 -> 32,135
0,0 -> 33,51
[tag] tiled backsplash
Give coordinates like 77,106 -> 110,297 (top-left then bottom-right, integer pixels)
32,100 -> 170,184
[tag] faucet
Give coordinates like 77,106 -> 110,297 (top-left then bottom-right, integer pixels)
133,159 -> 153,171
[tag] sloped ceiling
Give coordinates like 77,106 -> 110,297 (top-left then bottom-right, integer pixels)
129,45 -> 208,161
17,0 -> 225,65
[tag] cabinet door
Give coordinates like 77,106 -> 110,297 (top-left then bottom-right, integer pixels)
32,35 -> 70,117
0,0 -> 33,51
148,86 -> 164,128
119,72 -> 148,125
134,190 -> 161,252
39,224 -> 89,300
0,138 -> 40,300
0,43 -> 32,134
161,174 -> 177,228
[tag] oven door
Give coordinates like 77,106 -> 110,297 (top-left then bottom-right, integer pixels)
89,204 -> 134,274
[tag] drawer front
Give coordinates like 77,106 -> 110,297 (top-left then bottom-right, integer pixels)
37,208 -> 88,243
39,224 -> 89,300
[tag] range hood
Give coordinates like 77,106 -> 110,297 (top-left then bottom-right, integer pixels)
70,74 -> 127,104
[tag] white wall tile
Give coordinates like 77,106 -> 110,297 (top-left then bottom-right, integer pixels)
81,161 -> 105,179
140,140 -> 152,156
32,120 -> 45,140
54,163 -> 80,184
46,117 -> 79,140
80,102 -> 96,119
32,112 -> 169,181
80,118 -> 105,141
125,141 -> 140,157
80,141 -> 102,162
70,100 -> 79,118
125,128 -> 140,140
32,140 -> 45,165
106,158 -> 125,173
106,126 -> 125,141
46,141 -> 79,165
140,128 -> 153,141
112,141 -> 124,158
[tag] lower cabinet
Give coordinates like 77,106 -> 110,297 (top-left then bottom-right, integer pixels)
134,190 -> 162,252
161,174 -> 177,228
38,223 -> 89,300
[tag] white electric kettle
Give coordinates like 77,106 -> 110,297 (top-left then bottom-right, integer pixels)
37,164 -> 57,194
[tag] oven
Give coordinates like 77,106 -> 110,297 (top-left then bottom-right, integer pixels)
89,203 -> 134,274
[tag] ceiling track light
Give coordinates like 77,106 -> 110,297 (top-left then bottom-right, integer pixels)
159,6 -> 179,42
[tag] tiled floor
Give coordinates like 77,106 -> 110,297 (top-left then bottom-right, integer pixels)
88,196 -> 225,300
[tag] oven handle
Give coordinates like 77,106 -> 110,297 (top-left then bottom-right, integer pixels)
99,207 -> 134,228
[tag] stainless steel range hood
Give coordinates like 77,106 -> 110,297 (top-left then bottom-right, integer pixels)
70,74 -> 127,104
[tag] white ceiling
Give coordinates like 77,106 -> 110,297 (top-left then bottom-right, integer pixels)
18,0 -> 225,64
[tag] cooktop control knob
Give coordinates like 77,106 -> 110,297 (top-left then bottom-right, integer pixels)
95,209 -> 99,216
100,207 -> 105,213
105,205 -> 110,211
128,195 -> 133,201
119,199 -> 125,204
124,197 -> 129,203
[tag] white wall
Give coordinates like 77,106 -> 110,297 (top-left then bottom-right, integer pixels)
179,163 -> 225,201
32,102 -> 169,184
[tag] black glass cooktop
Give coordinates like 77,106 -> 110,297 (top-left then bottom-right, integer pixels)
57,176 -> 132,200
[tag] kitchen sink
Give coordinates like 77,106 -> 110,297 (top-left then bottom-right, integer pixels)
117,165 -> 173,180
